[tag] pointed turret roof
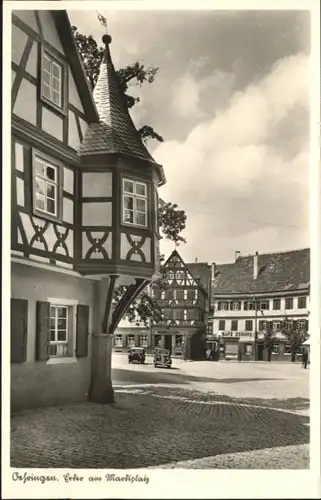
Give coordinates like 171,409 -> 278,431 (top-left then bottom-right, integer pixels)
80,33 -> 161,169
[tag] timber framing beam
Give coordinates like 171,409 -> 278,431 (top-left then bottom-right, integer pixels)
110,278 -> 149,334
101,275 -> 119,333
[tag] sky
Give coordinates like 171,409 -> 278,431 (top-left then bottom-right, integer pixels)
68,8 -> 311,264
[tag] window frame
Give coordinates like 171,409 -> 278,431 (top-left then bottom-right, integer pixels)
122,178 -> 149,228
273,321 -> 281,332
272,343 -> 280,355
232,301 -> 240,311
40,46 -> 67,116
127,335 -> 135,347
285,297 -> 294,310
46,297 -> 78,364
115,334 -> 123,347
245,320 -> 253,331
298,296 -> 307,309
140,334 -> 148,347
218,319 -> 226,331
260,300 -> 270,310
32,149 -> 63,222
231,319 -> 238,331
273,298 -> 281,310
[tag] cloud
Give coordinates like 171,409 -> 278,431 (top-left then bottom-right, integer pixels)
156,53 -> 309,262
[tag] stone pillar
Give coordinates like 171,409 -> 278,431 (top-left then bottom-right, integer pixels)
90,278 -> 114,404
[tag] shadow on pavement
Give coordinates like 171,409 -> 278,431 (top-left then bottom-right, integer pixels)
10,389 -> 310,469
112,367 -> 281,385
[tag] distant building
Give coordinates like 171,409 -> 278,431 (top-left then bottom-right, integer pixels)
208,249 -> 310,362
152,250 -> 209,359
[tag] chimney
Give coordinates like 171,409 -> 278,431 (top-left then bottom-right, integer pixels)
211,262 -> 216,282
253,251 -> 259,279
235,250 -> 241,261
195,257 -> 198,263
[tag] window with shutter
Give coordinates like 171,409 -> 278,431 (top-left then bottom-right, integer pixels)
36,301 -> 50,361
76,304 -> 89,358
11,298 -> 28,363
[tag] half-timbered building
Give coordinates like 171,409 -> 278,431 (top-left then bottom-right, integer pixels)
11,9 -> 165,410
151,250 -> 210,359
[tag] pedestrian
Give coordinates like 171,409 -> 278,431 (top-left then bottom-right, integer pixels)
302,349 -> 308,369
206,347 -> 211,361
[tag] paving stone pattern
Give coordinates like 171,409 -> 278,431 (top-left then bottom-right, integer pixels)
11,387 -> 309,469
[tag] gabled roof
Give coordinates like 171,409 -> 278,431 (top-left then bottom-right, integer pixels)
163,250 -> 209,296
79,33 -> 166,184
52,11 -> 98,122
212,248 -> 310,295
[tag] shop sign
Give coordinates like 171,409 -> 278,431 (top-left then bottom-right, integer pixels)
221,331 -> 253,338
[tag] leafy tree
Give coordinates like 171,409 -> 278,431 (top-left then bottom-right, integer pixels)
262,321 -> 276,362
281,319 -> 309,362
72,16 -> 187,325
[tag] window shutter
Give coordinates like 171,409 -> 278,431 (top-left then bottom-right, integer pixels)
244,301 -> 248,310
76,304 -> 89,358
36,301 -> 50,361
217,302 -> 221,311
266,301 -> 270,310
11,298 -> 28,363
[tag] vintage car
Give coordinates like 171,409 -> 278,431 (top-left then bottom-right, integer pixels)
153,348 -> 172,368
128,347 -> 146,364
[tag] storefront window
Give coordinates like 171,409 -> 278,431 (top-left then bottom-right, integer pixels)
155,335 -> 162,346
245,344 -> 252,355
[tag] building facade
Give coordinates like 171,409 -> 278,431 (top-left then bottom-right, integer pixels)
151,250 -> 210,359
113,313 -> 151,353
208,249 -> 310,361
11,9 -> 165,410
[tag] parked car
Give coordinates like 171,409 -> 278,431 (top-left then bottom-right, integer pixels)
153,348 -> 172,368
128,347 -> 146,364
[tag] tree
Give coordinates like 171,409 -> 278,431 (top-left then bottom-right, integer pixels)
262,321 -> 276,362
72,17 -> 187,325
281,319 -> 309,362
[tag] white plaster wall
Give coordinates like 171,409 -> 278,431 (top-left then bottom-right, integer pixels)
12,23 -> 28,65
25,41 -> 38,78
12,10 -> 39,33
42,107 -> 63,141
68,68 -> 84,113
82,202 -> 112,227
68,111 -> 80,150
37,10 -> 65,55
13,78 -> 37,125
82,172 -> 113,198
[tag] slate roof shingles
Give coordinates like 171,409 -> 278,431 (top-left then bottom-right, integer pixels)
80,41 -> 156,164
212,248 -> 310,295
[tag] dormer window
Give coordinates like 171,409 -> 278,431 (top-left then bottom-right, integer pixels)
122,179 -> 148,227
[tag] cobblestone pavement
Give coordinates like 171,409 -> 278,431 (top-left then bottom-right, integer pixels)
11,385 -> 309,469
